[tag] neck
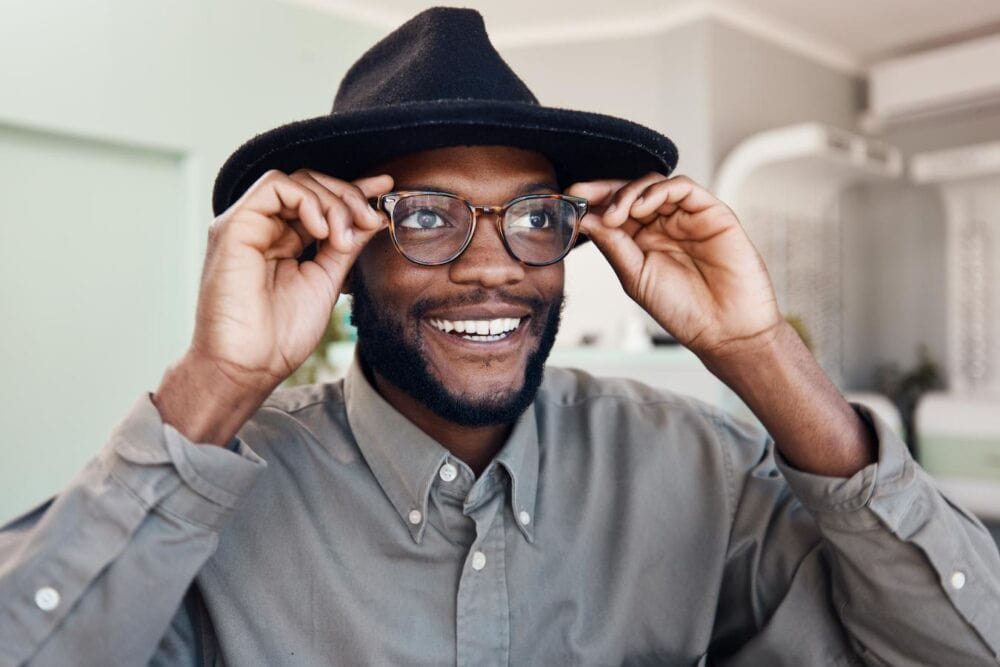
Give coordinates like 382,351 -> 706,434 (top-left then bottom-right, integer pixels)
371,371 -> 512,477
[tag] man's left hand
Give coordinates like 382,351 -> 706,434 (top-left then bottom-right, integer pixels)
566,173 -> 782,361
568,173 -> 877,477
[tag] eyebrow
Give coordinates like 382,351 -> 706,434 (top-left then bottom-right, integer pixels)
393,180 -> 560,197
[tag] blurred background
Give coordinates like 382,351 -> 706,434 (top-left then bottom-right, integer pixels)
1,0 -> 999,538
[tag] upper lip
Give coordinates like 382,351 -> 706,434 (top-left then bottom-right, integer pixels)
422,306 -> 531,321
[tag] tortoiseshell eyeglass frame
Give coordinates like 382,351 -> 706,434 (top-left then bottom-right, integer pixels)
370,190 -> 589,267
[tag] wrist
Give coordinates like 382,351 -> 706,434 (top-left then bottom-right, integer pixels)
696,319 -> 789,383
700,321 -> 876,477
152,349 -> 275,446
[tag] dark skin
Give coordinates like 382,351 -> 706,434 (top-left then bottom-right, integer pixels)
349,147 -> 564,473
154,144 -> 874,479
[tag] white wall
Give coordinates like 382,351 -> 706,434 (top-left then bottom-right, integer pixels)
707,21 -> 863,169
0,0 -> 381,521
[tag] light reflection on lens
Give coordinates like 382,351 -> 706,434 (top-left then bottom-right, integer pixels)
387,193 -> 580,266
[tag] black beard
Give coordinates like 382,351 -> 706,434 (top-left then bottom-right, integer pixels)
349,270 -> 563,428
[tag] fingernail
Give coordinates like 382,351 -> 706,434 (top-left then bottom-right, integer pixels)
634,196 -> 644,207
607,203 -> 617,213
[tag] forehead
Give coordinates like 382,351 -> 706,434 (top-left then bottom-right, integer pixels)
373,145 -> 559,200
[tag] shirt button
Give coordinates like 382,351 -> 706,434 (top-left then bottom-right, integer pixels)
34,587 -> 60,612
518,510 -> 531,525
471,550 -> 487,571
950,570 -> 966,590
408,509 -> 422,525
439,463 -> 458,482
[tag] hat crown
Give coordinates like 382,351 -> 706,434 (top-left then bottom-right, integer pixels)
333,7 -> 538,113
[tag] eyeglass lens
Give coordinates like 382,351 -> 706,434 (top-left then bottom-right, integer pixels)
390,194 -> 578,265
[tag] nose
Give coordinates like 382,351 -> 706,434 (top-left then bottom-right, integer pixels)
448,214 -> 525,287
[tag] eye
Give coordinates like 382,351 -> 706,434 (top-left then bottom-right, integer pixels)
508,207 -> 552,230
397,208 -> 450,230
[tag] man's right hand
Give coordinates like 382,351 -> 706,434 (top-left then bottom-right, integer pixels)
152,169 -> 393,445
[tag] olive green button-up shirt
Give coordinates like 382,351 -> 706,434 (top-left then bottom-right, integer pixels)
1,360 -> 999,665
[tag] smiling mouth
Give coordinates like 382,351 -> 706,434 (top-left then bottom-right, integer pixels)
427,317 -> 524,343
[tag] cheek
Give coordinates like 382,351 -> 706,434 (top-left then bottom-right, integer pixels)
354,232 -> 438,312
532,263 -> 565,302
354,231 -> 403,294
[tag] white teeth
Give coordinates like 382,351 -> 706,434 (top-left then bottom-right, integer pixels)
428,317 -> 522,340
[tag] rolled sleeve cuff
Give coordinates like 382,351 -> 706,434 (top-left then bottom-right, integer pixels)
110,392 -> 266,529
774,404 -> 917,533
774,405 -> 1000,657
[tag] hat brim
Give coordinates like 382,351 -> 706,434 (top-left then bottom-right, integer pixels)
212,99 -> 677,216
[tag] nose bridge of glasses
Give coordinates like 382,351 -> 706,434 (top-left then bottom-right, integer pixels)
470,204 -> 503,218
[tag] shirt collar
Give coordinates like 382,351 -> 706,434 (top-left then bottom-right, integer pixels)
343,356 -> 539,544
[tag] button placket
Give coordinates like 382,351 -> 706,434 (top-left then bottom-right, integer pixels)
455,489 -> 510,666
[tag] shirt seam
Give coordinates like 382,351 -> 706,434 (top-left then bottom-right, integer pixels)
153,501 -> 219,531
109,470 -> 156,513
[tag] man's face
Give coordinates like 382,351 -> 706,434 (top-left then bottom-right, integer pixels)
350,145 -> 565,427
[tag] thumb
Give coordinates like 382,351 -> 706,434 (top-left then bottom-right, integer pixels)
580,214 -> 644,292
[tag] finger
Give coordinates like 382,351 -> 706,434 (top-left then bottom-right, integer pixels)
263,222 -> 309,262
306,170 -> 393,231
237,170 -> 330,242
289,171 -> 359,252
630,176 -> 730,229
579,212 -> 645,289
564,179 -> 628,209
603,172 -> 668,226
353,173 -> 395,198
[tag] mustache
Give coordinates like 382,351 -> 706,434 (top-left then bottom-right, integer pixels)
410,288 -> 551,319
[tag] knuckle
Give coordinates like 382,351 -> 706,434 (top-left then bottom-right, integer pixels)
342,186 -> 368,209
298,186 -> 321,208
258,168 -> 288,186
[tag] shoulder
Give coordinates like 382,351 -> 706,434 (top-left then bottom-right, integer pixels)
535,365 -> 771,489
538,365 -> 729,420
237,380 -> 353,458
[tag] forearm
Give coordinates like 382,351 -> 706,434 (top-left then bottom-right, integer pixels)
701,321 -> 876,477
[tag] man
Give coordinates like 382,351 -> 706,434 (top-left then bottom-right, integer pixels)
1,7 -> 998,666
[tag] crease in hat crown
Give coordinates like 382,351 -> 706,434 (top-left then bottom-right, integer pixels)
333,7 -> 538,112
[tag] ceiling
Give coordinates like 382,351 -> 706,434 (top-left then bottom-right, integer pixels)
284,0 -> 1000,72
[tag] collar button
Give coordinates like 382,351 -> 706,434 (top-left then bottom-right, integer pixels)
439,462 -> 458,482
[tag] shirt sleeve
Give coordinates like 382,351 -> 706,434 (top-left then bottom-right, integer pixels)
709,405 -> 1000,666
0,392 -> 266,667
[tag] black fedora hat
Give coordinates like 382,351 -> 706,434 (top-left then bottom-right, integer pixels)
211,6 -> 678,216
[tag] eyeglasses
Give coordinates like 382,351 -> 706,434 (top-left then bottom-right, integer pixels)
372,191 -> 589,266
